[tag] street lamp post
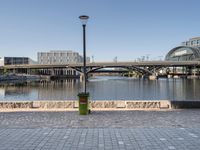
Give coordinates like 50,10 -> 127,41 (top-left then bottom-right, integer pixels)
79,15 -> 89,93
78,15 -> 90,115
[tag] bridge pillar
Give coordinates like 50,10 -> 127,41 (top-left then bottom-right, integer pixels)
12,69 -> 16,74
192,66 -> 197,78
172,67 -> 177,78
80,73 -> 84,82
187,66 -> 192,75
50,69 -> 55,76
149,75 -> 157,80
47,69 -> 50,75
46,69 -> 48,75
79,72 -> 88,82
55,69 -> 57,75
27,68 -> 31,75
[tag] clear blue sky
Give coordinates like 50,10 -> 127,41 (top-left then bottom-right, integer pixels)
0,0 -> 199,61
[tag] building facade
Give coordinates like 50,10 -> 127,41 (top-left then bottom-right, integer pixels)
181,37 -> 200,47
37,50 -> 90,64
37,50 -> 90,77
165,37 -> 200,61
0,57 -> 36,66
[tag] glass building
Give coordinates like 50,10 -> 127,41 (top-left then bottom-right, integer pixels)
165,37 -> 200,61
0,57 -> 36,66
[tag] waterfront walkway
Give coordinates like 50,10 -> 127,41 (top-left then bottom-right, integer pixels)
0,110 -> 200,150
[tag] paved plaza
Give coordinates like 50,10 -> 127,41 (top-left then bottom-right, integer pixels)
0,110 -> 200,150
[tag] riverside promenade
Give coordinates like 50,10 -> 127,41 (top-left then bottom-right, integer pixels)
0,110 -> 200,150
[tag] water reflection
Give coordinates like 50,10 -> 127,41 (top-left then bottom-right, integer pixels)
38,79 -> 80,100
0,76 -> 200,101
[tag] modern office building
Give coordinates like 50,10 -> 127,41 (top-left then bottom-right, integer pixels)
0,57 -> 36,66
165,37 -> 200,61
37,50 -> 90,77
37,50 -> 90,64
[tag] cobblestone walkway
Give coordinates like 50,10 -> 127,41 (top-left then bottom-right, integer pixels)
0,110 -> 200,150
0,128 -> 200,150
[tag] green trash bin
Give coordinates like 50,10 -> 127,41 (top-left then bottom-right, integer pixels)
78,92 -> 89,115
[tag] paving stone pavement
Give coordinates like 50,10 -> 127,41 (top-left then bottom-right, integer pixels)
0,128 -> 200,150
0,110 -> 200,150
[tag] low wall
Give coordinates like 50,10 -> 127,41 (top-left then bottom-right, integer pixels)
171,101 -> 200,109
0,100 -> 171,111
89,100 -> 170,110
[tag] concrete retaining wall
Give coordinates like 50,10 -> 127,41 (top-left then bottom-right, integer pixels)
171,101 -> 200,109
0,100 -> 171,111
1,100 -> 200,111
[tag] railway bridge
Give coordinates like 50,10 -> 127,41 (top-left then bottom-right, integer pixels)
1,60 -> 200,79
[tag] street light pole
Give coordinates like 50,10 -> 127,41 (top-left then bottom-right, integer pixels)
83,24 -> 87,93
78,15 -> 90,115
79,15 -> 89,94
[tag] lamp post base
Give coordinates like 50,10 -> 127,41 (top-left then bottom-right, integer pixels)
78,92 -> 90,115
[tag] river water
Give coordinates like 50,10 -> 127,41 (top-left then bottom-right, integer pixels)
0,76 -> 200,101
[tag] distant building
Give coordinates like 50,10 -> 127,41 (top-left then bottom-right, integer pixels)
181,37 -> 200,47
37,50 -> 90,77
0,57 -> 36,66
165,37 -> 200,61
37,50 -> 90,64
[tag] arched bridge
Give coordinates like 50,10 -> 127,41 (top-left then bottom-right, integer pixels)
1,60 -> 200,76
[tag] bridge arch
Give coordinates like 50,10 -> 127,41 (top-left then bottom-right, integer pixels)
86,66 -> 153,75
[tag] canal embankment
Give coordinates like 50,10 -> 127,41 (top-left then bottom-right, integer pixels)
0,74 -> 40,82
0,100 -> 199,112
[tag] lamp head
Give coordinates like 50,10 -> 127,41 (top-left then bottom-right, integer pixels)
79,15 -> 89,25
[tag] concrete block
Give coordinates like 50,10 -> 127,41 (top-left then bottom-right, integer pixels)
117,101 -> 126,108
90,101 -> 104,108
74,101 -> 79,108
32,101 -> 40,108
64,102 -> 74,108
160,101 -> 171,109
104,101 -> 116,108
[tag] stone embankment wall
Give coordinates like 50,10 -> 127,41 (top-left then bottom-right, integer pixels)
0,100 -> 171,111
170,101 -> 200,109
